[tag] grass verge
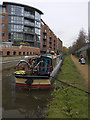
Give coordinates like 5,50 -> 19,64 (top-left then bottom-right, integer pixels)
46,55 -> 88,118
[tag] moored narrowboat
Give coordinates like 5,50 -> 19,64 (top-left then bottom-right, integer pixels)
14,53 -> 62,88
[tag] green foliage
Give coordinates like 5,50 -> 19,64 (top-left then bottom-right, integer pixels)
13,41 -> 30,46
46,55 -> 88,118
13,41 -> 20,46
63,46 -> 68,55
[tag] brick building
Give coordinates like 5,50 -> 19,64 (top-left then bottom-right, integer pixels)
0,2 -> 63,56
40,19 -> 62,54
0,5 -> 8,42
57,38 -> 63,54
0,2 -> 43,48
0,45 -> 40,56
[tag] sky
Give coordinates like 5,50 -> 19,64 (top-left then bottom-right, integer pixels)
0,0 -> 88,47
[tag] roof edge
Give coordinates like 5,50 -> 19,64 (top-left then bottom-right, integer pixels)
3,1 -> 43,14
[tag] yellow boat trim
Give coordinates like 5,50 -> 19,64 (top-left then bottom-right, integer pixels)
16,78 -> 50,85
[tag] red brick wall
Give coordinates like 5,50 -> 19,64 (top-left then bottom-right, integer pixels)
1,46 -> 40,56
57,38 -> 63,53
0,5 -> 8,42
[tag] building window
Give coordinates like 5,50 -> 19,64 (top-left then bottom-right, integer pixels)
10,5 -> 24,16
8,33 -> 11,40
24,27 -> 34,33
10,16 -> 24,24
7,51 -> 10,56
24,19 -> 34,26
19,52 -> 21,55
13,51 -> 16,55
1,15 -> 5,20
24,34 -> 34,41
23,52 -> 25,55
27,52 -> 29,55
11,24 -> 23,32
13,33 -> 23,40
35,28 -> 40,35
24,11 -> 34,18
0,7 -> 6,13
35,21 -> 40,28
35,11 -> 41,21
2,24 -> 5,28
36,35 -> 40,41
2,32 -> 5,37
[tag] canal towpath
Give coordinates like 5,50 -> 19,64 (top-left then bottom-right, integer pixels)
71,54 -> 88,86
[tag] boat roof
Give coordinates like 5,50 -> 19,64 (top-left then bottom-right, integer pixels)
41,54 -> 57,59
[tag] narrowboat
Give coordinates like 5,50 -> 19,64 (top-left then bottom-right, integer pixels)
14,52 -> 62,88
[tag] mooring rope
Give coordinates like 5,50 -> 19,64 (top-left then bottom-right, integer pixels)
56,79 -> 90,94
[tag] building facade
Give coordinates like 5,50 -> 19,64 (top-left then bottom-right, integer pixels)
57,38 -> 63,54
40,19 -> 62,54
0,2 -> 43,48
0,46 -> 40,56
0,2 -> 63,56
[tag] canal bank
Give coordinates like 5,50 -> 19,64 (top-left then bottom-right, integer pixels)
1,55 -> 37,71
46,55 -> 88,118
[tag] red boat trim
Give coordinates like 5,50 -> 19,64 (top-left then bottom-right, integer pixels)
16,83 -> 51,88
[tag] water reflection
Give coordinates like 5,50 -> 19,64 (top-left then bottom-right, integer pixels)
2,68 -> 51,118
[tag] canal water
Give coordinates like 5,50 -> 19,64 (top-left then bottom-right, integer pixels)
2,68 -> 52,118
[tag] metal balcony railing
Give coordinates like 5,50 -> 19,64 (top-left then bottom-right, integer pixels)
24,21 -> 34,26
24,12 -> 34,19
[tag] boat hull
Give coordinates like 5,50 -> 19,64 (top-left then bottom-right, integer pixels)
15,77 -> 51,88
16,83 -> 51,88
15,60 -> 62,89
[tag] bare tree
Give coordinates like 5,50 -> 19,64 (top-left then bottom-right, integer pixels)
68,28 -> 87,53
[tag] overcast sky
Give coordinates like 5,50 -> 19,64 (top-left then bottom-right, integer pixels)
0,0 -> 88,47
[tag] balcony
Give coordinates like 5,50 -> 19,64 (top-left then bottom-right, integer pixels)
24,11 -> 34,19
49,40 -> 52,43
43,36 -> 47,40
24,39 -> 34,42
24,30 -> 34,35
24,21 -> 35,27
43,30 -> 47,34
49,36 -> 52,39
